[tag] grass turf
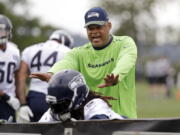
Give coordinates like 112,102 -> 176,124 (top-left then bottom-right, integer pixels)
136,80 -> 180,118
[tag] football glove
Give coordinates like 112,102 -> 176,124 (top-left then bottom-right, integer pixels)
17,105 -> 34,123
1,94 -> 20,110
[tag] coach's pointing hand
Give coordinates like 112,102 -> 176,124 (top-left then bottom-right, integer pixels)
98,74 -> 119,88
29,72 -> 53,82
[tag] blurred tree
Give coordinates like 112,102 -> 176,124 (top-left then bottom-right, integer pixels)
92,0 -> 179,46
0,0 -> 59,51
92,0 -> 158,46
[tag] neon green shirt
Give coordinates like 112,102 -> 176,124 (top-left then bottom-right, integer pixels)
49,35 -> 137,118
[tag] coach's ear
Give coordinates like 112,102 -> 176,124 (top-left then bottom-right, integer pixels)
107,22 -> 112,31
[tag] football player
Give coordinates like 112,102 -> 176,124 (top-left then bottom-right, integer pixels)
0,14 -> 20,122
17,30 -> 74,122
39,69 -> 124,122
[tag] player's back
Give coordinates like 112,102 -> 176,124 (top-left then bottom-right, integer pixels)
0,42 -> 20,96
21,40 -> 71,94
84,98 -> 124,120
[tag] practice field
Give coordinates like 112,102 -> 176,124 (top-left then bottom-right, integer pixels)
136,80 -> 180,118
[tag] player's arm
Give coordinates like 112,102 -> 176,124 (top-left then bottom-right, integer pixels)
16,61 -> 29,105
16,61 -> 33,122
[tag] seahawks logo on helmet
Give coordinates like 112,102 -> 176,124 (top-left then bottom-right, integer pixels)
68,74 -> 86,91
68,74 -> 89,109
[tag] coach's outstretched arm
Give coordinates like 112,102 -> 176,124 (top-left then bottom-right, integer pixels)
29,72 -> 53,82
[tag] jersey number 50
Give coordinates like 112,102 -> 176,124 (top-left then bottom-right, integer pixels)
0,62 -> 16,83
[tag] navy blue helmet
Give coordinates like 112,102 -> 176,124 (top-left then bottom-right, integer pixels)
0,14 -> 12,44
46,69 -> 89,121
49,30 -> 74,49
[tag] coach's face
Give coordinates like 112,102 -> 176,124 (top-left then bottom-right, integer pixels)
86,22 -> 112,48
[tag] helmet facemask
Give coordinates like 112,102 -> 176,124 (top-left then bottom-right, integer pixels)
46,95 -> 72,121
0,15 -> 12,45
0,26 -> 11,45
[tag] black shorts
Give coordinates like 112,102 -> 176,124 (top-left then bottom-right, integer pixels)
27,91 -> 49,122
147,75 -> 167,84
0,100 -> 16,122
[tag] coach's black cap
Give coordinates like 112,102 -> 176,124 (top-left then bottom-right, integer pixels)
84,7 -> 109,28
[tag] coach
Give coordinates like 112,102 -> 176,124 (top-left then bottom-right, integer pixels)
31,7 -> 137,118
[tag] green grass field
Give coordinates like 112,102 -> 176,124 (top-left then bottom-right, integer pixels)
136,80 -> 180,118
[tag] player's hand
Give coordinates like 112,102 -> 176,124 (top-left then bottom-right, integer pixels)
98,73 -> 119,88
17,105 -> 34,123
29,72 -> 52,82
0,92 -> 20,110
6,96 -> 20,110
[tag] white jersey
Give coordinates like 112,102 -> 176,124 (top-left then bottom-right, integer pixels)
84,98 -> 124,120
0,42 -> 20,96
39,98 -> 124,122
21,40 -> 71,94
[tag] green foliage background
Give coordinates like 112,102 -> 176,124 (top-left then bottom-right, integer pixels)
0,1 -> 58,51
